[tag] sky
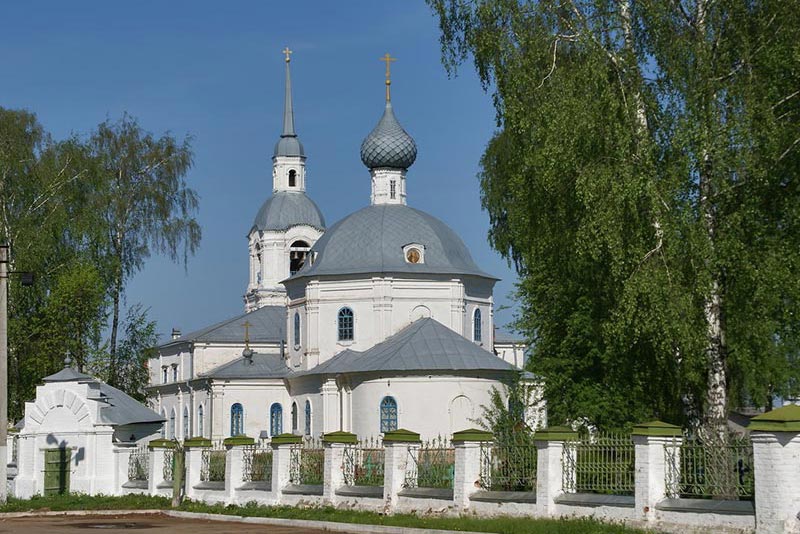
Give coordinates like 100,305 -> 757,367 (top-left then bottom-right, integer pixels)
1,1 -> 521,341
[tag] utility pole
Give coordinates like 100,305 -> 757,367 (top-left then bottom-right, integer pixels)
0,244 -> 8,504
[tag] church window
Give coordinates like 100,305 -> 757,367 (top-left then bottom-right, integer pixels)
169,409 -> 176,439
161,410 -> 167,438
338,307 -> 354,341
183,408 -> 190,439
380,396 -> 398,433
270,403 -> 283,436
304,400 -> 311,435
231,403 -> 244,436
294,312 -> 301,347
473,309 -> 482,343
289,169 -> 297,187
172,364 -> 178,382
390,180 -> 396,199
162,367 -> 168,384
291,402 -> 298,433
197,405 -> 204,438
290,240 -> 310,275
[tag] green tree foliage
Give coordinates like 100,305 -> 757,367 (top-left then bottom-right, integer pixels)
428,0 -> 800,430
91,304 -> 158,402
87,114 -> 200,388
0,107 -> 199,419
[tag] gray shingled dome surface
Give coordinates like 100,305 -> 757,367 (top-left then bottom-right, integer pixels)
360,102 -> 417,170
274,136 -> 305,158
252,192 -> 325,232
298,317 -> 515,376
290,204 -> 494,280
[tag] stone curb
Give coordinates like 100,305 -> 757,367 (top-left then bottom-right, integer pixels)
0,508 -> 488,534
164,510 -> 489,534
0,509 -> 164,519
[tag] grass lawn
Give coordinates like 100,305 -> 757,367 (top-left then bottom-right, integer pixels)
0,494 -> 648,534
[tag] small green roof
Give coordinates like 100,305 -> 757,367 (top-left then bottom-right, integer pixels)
749,404 -> 800,432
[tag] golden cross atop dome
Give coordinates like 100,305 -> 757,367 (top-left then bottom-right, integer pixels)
380,53 -> 397,101
283,46 -> 292,63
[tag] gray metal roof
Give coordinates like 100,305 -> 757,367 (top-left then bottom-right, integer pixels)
161,305 -> 286,348
42,366 -> 164,426
360,102 -> 417,170
494,329 -> 526,344
273,57 -> 305,158
201,353 -> 292,380
252,191 -> 325,233
297,317 -> 515,376
289,204 -> 495,281
43,367 -> 94,383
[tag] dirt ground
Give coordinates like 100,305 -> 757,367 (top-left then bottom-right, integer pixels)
0,514 -> 337,534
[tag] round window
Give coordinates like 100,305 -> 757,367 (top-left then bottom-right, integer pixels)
406,248 -> 421,263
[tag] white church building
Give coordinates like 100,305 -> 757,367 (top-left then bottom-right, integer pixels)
147,53 -> 534,442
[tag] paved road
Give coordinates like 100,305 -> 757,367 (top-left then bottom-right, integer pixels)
0,514 -> 335,534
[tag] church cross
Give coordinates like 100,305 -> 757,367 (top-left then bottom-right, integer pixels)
242,320 -> 252,349
282,47 -> 293,63
380,53 -> 397,101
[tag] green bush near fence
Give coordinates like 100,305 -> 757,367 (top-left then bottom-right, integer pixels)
251,451 -> 272,482
299,449 -> 324,485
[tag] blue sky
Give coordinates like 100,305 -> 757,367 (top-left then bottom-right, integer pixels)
2,1 -> 520,339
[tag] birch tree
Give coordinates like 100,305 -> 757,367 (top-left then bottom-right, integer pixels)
428,0 -> 800,430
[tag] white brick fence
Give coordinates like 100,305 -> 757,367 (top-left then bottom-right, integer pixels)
9,404 -> 800,534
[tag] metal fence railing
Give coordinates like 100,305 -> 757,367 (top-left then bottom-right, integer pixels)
201,444 -> 226,482
479,437 -> 537,491
563,433 -> 635,495
163,449 -> 175,482
289,437 -> 324,485
127,445 -> 149,481
343,437 -> 384,486
404,437 -> 455,490
665,434 -> 754,500
243,445 -> 272,483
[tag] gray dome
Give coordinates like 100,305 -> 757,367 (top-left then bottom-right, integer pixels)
360,102 -> 417,170
252,191 -> 325,232
273,136 -> 305,158
291,204 -> 494,280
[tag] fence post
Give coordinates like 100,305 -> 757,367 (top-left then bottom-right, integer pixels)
112,442 -> 135,495
631,421 -> 682,522
452,428 -> 493,510
322,431 -> 357,504
147,439 -> 175,496
382,429 -> 421,513
270,433 -> 302,503
534,426 -> 578,517
183,437 -> 211,500
749,406 -> 800,534
224,435 -> 254,504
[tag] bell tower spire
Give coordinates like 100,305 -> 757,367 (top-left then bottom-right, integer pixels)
272,47 -> 306,193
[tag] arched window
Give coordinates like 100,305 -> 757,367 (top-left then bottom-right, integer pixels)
294,312 -> 301,347
291,402 -> 298,433
161,410 -> 167,438
169,409 -> 176,439
197,405 -> 204,438
380,396 -> 398,433
288,169 -> 297,187
338,307 -> 354,341
289,240 -> 310,275
473,308 -> 482,343
270,403 -> 283,436
231,403 -> 244,436
304,400 -> 312,435
183,408 -> 190,439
